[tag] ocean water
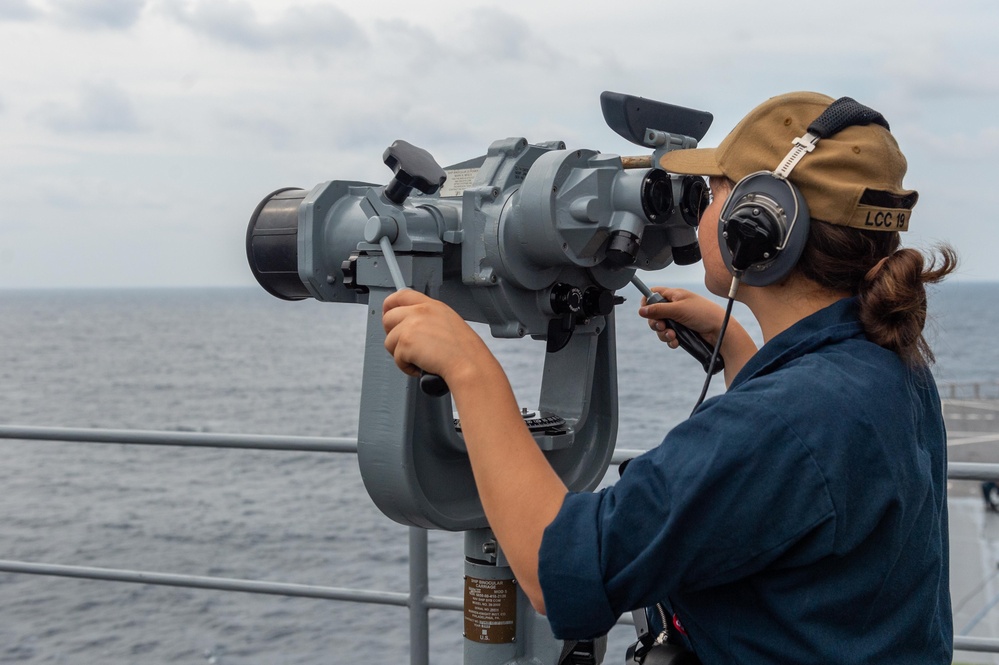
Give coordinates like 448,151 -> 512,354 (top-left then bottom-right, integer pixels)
0,281 -> 995,664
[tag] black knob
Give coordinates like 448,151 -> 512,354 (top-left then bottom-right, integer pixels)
382,140 -> 447,204
582,287 -> 616,317
340,253 -> 368,294
551,283 -> 584,315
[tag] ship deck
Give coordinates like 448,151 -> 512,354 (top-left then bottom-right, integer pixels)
946,398 -> 999,663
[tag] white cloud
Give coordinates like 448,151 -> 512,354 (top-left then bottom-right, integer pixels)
453,9 -> 562,66
2,0 -> 999,287
903,123 -> 999,163
37,82 -> 142,134
161,0 -> 366,53
0,0 -> 39,20
49,0 -> 149,29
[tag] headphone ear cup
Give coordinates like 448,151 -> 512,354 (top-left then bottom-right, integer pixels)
717,173 -> 811,287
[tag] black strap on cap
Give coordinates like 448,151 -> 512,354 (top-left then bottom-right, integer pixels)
808,96 -> 890,138
775,96 -> 891,180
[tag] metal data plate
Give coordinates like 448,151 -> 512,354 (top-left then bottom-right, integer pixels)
464,576 -> 518,644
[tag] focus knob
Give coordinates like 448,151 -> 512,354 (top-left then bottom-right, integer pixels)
582,287 -> 616,317
551,283 -> 584,315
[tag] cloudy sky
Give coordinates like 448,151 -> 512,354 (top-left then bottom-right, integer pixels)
0,0 -> 995,289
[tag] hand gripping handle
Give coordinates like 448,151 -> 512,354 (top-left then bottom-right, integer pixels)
631,276 -> 724,375
378,236 -> 450,397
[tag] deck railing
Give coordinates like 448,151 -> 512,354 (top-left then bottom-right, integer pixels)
1,424 -> 997,661
940,380 -> 999,401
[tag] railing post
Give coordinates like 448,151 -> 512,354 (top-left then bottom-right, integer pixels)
409,527 -> 430,665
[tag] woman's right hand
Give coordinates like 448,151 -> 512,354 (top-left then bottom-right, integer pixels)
637,286 -> 758,385
638,287 -> 727,349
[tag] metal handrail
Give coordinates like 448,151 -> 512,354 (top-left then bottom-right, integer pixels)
0,557 -> 458,607
939,380 -> 999,400
0,424 -> 643,461
2,425 -> 998,658
0,424 -> 357,452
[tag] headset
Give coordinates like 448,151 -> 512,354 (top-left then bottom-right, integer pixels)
718,97 -> 890,286
689,97 -> 891,412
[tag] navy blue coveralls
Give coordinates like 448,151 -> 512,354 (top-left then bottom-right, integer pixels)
538,298 -> 953,664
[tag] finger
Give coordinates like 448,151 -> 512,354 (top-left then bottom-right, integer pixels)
383,323 -> 422,378
382,302 -> 413,335
383,288 -> 430,315
651,286 -> 689,302
654,325 -> 676,345
383,292 -> 437,335
657,328 -> 676,344
648,320 -> 667,334
639,301 -> 681,321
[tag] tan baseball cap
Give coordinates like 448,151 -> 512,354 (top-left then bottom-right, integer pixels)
659,91 -> 918,231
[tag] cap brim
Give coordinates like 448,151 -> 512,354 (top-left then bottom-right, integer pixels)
658,147 -> 724,176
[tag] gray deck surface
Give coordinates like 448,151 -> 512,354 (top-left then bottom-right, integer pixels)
946,399 -> 999,662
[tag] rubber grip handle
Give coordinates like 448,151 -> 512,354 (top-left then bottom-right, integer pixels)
665,318 -> 724,375
645,292 -> 724,375
419,371 -> 450,397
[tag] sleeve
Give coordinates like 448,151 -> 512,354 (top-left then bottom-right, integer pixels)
538,391 -> 838,640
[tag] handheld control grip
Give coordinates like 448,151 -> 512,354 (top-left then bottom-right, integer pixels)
631,276 -> 724,375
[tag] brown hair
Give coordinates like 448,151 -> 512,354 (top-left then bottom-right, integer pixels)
796,220 -> 957,366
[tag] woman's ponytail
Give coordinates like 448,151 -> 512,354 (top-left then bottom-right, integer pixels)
857,247 -> 958,366
796,221 -> 958,367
